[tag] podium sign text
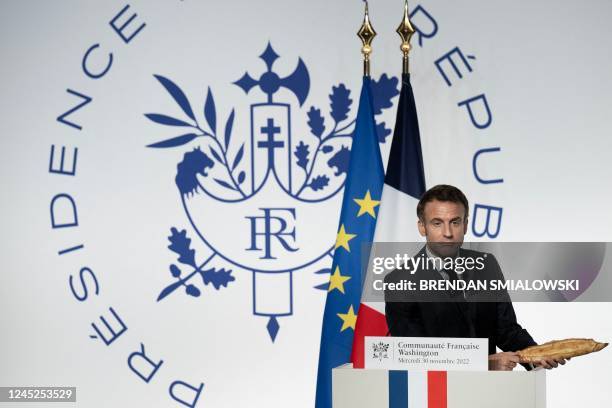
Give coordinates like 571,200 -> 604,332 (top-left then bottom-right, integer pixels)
364,337 -> 488,371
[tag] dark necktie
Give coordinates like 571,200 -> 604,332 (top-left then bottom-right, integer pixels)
444,267 -> 476,336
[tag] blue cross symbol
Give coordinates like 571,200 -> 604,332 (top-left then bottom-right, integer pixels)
258,118 -> 284,166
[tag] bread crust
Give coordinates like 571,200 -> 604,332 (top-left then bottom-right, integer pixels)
518,338 -> 608,364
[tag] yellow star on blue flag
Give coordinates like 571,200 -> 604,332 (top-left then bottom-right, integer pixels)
328,266 -> 350,294
353,190 -> 380,218
335,224 -> 356,252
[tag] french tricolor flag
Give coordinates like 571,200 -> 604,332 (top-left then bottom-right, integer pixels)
388,371 -> 447,408
333,365 -> 546,407
351,73 -> 426,367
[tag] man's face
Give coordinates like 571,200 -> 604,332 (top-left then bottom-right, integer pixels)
418,199 -> 468,257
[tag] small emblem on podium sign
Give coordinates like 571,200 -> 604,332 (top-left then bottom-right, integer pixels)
371,341 -> 390,361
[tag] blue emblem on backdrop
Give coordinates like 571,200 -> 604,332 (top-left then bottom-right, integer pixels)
145,42 -> 398,341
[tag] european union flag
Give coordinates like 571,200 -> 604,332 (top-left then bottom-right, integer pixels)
315,77 -> 384,407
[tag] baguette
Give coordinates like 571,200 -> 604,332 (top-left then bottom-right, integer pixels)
518,338 -> 608,364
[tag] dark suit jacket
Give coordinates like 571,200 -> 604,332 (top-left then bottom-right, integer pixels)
384,247 -> 536,360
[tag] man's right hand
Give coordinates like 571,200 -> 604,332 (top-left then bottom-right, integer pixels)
488,352 -> 520,371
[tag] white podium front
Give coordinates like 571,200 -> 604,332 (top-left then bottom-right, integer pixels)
332,364 -> 546,408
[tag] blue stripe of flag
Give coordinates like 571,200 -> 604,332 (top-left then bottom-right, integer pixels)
389,370 -> 408,408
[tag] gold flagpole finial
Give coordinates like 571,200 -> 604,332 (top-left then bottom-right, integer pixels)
357,1 -> 376,77
397,0 -> 416,74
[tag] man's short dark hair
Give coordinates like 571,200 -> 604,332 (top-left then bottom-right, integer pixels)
416,184 -> 469,221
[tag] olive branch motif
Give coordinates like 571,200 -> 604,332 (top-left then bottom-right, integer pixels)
145,75 -> 247,198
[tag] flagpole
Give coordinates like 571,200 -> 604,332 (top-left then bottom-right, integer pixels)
315,4 -> 385,403
397,0 -> 416,74
357,1 -> 376,77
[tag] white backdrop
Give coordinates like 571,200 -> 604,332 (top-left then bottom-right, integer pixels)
1,0 -> 612,407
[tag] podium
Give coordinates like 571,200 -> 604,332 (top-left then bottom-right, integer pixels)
332,364 -> 546,408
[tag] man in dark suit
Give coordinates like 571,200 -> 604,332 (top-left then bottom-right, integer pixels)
384,184 -> 567,371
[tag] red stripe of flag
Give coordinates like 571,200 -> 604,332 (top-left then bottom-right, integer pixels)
350,303 -> 388,368
428,371 -> 447,408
